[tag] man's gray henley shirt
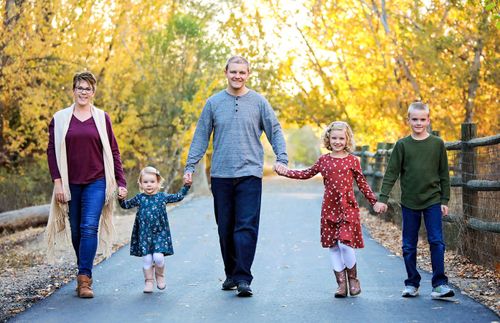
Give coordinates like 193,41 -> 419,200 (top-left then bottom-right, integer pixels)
185,89 -> 288,178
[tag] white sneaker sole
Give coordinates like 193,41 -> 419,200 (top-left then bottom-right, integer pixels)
431,290 -> 454,298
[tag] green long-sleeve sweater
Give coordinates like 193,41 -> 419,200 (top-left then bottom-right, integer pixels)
379,134 -> 450,209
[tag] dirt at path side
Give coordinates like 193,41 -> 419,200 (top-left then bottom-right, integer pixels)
0,212 -> 136,322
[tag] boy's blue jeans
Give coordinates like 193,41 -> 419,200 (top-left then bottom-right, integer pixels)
211,176 -> 262,285
68,178 -> 106,278
401,203 -> 448,288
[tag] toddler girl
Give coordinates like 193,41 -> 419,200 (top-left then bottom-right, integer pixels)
119,166 -> 190,293
275,121 -> 384,298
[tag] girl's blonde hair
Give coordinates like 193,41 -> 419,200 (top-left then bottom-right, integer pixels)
137,166 -> 165,192
322,121 -> 356,152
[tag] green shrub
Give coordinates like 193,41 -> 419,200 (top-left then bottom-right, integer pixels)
0,160 -> 53,213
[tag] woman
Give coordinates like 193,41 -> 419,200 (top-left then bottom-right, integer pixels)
46,71 -> 127,298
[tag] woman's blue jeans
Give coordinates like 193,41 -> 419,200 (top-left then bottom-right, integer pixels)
68,178 -> 106,278
401,203 -> 448,288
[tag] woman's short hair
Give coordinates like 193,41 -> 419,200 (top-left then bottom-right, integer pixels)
137,166 -> 165,192
73,71 -> 97,92
322,121 -> 356,152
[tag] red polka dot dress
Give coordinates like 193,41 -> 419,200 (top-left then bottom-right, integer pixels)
284,154 -> 377,249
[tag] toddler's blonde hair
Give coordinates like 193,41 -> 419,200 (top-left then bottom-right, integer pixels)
137,166 -> 165,192
322,121 -> 356,153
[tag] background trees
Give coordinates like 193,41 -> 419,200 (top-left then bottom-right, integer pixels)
265,0 -> 499,144
0,0 -> 497,211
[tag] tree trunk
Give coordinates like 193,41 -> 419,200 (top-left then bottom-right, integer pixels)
295,23 -> 349,119
464,9 -> 488,123
0,100 -> 4,165
0,204 -> 50,233
1,0 -> 25,166
366,0 -> 421,99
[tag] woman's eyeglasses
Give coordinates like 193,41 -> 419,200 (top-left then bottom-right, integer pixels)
75,87 -> 93,93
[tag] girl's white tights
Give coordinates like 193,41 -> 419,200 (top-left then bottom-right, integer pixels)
142,253 -> 165,269
329,242 -> 356,272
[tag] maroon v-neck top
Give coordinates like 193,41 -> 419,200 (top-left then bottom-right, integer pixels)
47,113 -> 126,187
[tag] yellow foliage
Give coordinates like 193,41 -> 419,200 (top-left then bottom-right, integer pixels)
0,0 -> 497,193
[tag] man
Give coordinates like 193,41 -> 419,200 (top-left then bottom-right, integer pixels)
183,56 -> 288,297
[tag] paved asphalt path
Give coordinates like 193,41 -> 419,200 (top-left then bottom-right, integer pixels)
12,177 -> 498,323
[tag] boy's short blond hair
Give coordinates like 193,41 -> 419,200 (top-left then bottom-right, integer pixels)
137,166 -> 165,192
407,101 -> 430,117
322,121 -> 356,153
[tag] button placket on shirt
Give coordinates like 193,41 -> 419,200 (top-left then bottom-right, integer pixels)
235,96 -> 239,113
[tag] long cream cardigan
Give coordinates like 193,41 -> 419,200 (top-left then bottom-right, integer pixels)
45,104 -> 117,259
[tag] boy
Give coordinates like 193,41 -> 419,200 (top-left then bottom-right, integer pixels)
374,102 -> 454,299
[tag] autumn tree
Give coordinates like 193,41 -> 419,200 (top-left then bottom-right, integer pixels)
264,0 -> 499,144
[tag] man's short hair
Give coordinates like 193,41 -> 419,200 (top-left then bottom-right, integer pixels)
225,56 -> 250,71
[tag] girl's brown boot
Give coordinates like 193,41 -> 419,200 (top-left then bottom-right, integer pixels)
346,264 -> 361,296
333,269 -> 348,298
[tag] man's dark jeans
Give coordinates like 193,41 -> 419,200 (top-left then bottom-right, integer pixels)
211,176 -> 262,284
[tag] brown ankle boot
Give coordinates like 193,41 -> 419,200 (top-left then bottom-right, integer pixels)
143,267 -> 154,293
77,274 -> 94,298
334,269 -> 348,298
154,264 -> 166,290
346,264 -> 361,296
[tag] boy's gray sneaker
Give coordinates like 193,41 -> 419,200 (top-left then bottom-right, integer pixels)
431,284 -> 455,298
402,285 -> 419,297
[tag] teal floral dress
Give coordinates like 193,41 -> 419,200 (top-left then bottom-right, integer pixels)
119,186 -> 190,257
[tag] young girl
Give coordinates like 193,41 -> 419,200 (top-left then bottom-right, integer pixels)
275,121 -> 384,298
119,166 -> 190,293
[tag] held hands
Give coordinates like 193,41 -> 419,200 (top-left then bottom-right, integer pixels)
273,162 -> 288,176
117,186 -> 128,200
183,172 -> 193,186
373,202 -> 388,214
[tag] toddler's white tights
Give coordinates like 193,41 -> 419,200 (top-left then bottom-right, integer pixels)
142,253 -> 165,269
329,242 -> 356,272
